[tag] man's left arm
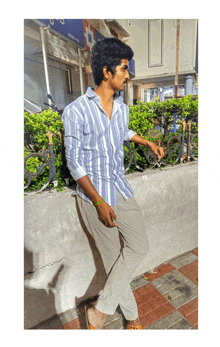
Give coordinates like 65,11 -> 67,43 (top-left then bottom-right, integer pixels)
123,104 -> 164,160
130,134 -> 164,160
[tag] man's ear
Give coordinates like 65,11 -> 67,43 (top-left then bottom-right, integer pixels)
103,66 -> 111,80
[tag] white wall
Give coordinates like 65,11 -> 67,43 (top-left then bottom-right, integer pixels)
117,19 -> 197,79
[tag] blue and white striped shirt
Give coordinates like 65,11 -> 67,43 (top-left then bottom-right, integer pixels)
62,87 -> 137,206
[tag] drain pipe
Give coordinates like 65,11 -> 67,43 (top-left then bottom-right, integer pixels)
39,25 -> 52,105
78,48 -> 85,95
175,19 -> 180,99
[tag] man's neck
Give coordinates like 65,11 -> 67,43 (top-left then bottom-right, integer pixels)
94,83 -> 115,106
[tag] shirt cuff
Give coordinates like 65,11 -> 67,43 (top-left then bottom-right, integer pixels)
68,165 -> 88,181
124,129 -> 137,142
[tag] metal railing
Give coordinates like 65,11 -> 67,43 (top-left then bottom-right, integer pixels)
24,120 -> 198,194
124,120 -> 198,173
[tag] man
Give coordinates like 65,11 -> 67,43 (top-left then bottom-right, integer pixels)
62,38 -> 164,329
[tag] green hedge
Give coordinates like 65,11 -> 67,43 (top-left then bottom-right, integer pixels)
24,95 -> 198,191
24,110 -> 73,192
125,95 -> 198,172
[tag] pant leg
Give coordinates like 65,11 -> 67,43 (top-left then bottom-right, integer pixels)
95,192 -> 149,320
76,195 -> 121,276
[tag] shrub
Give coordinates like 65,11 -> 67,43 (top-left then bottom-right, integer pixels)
24,110 -> 73,192
24,95 -> 198,191
126,95 -> 198,172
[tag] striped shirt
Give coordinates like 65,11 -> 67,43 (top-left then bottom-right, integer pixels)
62,87 -> 137,206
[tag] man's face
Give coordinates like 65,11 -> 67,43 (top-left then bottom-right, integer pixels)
109,59 -> 130,91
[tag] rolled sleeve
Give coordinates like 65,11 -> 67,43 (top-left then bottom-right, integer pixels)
62,105 -> 87,181
124,129 -> 137,142
123,104 -> 137,142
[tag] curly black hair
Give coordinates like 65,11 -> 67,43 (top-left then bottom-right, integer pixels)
90,38 -> 134,86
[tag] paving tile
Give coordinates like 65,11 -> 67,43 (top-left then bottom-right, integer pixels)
168,318 -> 194,329
163,279 -> 197,302
169,252 -> 198,269
178,298 -> 198,329
143,263 -> 176,282
146,310 -> 183,329
171,287 -> 198,309
62,318 -> 84,329
140,315 -> 152,329
140,302 -> 176,329
28,250 -> 199,330
151,269 -> 183,288
178,260 -> 198,285
151,269 -> 198,310
154,273 -> 191,295
137,286 -> 150,296
63,320 -> 77,329
139,303 -> 152,317
130,276 -> 149,290
134,284 -> 158,307
192,248 -> 198,257
134,283 -> 176,329
103,316 -> 124,329
104,307 -> 122,327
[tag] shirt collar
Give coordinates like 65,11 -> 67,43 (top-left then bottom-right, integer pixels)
86,87 -> 99,100
86,87 -> 123,104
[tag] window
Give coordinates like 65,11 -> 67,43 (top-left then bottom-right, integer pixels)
148,19 -> 164,67
65,68 -> 73,94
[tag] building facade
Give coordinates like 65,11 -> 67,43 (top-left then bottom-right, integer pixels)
24,19 -> 198,113
117,19 -> 198,103
24,19 -> 133,113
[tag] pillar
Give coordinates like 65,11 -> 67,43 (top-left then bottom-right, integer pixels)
159,88 -> 164,102
185,75 -> 193,95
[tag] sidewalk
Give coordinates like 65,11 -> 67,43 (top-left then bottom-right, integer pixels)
31,248 -> 198,330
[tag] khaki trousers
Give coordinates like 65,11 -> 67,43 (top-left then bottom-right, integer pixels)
77,191 -> 149,320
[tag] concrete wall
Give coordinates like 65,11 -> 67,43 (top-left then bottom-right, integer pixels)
24,162 -> 198,328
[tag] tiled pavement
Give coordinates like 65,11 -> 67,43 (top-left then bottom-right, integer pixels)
31,248 -> 198,330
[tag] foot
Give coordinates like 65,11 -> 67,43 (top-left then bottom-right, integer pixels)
127,317 -> 141,325
87,307 -> 108,329
127,317 -> 142,329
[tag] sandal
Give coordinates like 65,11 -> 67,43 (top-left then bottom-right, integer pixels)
127,323 -> 143,330
84,305 -> 96,330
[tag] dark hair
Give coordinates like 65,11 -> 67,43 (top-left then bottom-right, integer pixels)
90,38 -> 134,86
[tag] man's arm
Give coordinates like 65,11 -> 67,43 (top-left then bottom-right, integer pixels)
77,175 -> 117,228
123,105 -> 164,160
62,106 -> 117,228
130,134 -> 165,160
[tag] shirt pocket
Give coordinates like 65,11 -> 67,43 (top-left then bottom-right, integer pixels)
83,123 -> 96,149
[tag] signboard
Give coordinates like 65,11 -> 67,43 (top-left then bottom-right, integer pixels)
37,19 -> 85,47
129,59 -> 135,78
37,19 -> 105,50
82,20 -> 105,50
36,19 -> 135,75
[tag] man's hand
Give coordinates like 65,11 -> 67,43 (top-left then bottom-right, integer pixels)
130,134 -> 164,161
77,175 -> 117,228
95,200 -> 117,228
148,142 -> 165,161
